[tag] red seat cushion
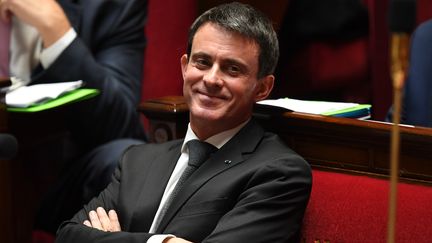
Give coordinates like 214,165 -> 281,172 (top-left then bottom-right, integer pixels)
302,170 -> 432,242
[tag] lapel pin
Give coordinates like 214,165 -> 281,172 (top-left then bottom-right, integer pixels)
224,160 -> 232,165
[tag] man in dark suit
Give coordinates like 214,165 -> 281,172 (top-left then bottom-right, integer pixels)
56,2 -> 312,243
0,0 -> 147,234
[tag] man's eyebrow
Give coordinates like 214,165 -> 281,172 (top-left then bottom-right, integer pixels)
224,58 -> 246,67
190,52 -> 211,59
190,52 -> 248,70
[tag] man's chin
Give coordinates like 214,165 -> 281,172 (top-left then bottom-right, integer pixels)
190,107 -> 223,122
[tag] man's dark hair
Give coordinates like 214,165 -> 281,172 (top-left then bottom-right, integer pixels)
186,2 -> 279,79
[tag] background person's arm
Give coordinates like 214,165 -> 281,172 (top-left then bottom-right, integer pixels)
32,0 -> 148,148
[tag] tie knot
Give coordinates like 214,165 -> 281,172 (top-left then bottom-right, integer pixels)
186,139 -> 217,167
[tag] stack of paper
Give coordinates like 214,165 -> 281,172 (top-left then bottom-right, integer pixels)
6,80 -> 99,112
6,80 -> 83,107
257,98 -> 371,119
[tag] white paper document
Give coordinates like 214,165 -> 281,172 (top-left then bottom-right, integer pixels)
6,80 -> 83,108
257,98 -> 361,115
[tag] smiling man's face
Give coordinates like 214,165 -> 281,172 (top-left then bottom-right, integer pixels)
181,23 -> 273,139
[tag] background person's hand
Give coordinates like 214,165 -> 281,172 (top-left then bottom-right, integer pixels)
0,0 -> 71,47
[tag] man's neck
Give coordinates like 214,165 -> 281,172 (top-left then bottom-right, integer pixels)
189,118 -> 250,142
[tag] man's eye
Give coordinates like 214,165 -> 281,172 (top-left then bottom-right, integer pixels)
195,59 -> 210,68
227,65 -> 241,76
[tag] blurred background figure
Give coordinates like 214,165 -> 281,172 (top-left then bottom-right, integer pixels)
273,0 -> 370,103
387,19 -> 432,127
0,0 -> 148,236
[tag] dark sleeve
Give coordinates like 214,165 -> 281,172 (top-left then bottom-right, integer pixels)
32,0 -> 148,147
55,153 -> 154,243
401,20 -> 432,127
204,155 -> 312,243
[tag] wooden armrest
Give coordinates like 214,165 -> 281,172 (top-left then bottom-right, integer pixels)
138,96 -> 189,142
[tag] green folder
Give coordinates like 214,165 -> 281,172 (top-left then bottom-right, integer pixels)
7,89 -> 99,112
256,98 -> 372,119
321,104 -> 372,117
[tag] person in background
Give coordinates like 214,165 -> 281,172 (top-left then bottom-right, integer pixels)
273,0 -> 369,102
386,20 -> 432,127
0,0 -> 148,234
55,2 -> 312,243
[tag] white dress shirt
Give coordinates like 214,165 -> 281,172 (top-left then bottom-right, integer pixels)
9,16 -> 76,86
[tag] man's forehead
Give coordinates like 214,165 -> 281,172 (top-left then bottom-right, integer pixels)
191,23 -> 260,57
194,23 -> 258,46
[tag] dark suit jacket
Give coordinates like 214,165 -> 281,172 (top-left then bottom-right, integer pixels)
56,119 -> 312,243
386,20 -> 432,127
401,19 -> 432,127
31,0 -> 147,149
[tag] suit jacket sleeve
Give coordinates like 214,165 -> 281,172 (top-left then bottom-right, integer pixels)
55,152 -> 155,243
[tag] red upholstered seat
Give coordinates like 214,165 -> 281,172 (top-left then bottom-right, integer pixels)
141,0 -> 195,101
302,170 -> 432,242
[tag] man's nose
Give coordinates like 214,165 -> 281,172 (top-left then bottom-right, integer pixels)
203,66 -> 223,87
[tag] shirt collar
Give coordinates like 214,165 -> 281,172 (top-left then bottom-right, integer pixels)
181,119 -> 250,153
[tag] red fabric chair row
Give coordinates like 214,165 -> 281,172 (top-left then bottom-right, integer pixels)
141,0 -> 196,102
302,169 -> 432,242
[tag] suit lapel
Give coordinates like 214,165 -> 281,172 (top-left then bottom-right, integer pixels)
156,119 -> 265,232
128,141 -> 182,232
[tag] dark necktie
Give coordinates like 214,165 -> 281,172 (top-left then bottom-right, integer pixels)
154,139 -> 217,229
0,20 -> 10,77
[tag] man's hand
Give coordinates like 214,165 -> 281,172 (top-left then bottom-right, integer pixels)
83,208 -> 195,242
0,0 -> 71,47
83,207 -> 122,232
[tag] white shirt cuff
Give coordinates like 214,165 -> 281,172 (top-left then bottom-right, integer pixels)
147,234 -> 176,243
40,28 -> 77,69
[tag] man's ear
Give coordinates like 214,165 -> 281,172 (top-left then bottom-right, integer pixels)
254,75 -> 274,102
180,54 -> 188,80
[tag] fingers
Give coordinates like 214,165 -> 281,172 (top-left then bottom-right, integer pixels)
88,209 -> 103,230
83,207 -> 121,232
108,210 -> 122,231
0,0 -> 11,22
97,207 -> 112,231
83,220 -> 92,227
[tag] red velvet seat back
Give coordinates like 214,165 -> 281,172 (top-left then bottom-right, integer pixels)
302,170 -> 432,242
141,0 -> 196,102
